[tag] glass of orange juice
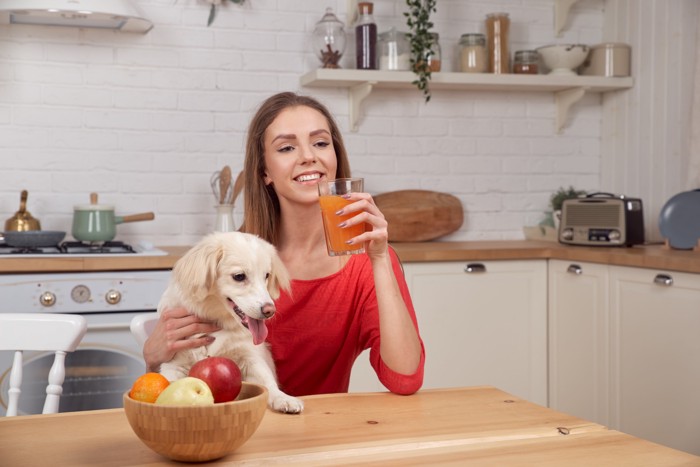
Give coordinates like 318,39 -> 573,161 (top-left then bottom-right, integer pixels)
318,178 -> 365,256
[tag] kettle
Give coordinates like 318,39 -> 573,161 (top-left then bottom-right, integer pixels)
5,190 -> 41,232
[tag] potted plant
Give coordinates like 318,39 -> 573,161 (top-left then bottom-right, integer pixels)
541,186 -> 587,228
404,0 -> 437,102
206,0 -> 245,27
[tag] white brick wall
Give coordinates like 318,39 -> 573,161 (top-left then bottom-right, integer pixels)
0,0 -> 607,246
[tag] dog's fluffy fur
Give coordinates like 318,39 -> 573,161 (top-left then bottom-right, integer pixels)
158,231 -> 303,414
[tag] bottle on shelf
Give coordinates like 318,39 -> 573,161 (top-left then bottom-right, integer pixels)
355,2 -> 377,70
485,12 -> 510,74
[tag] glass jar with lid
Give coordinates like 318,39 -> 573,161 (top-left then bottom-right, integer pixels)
427,32 -> 442,72
513,50 -> 539,74
378,27 -> 411,71
459,33 -> 487,73
312,7 -> 346,69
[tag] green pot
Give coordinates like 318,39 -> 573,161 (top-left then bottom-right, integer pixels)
72,203 -> 155,243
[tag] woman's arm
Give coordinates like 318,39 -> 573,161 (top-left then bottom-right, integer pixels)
341,193 -> 423,376
142,307 -> 220,372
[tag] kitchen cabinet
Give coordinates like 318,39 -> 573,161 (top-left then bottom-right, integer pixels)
351,260 -> 548,405
301,69 -> 633,133
548,260 -> 610,425
549,260 -> 700,456
608,266 -> 700,456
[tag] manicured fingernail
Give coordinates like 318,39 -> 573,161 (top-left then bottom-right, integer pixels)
335,209 -> 344,215
338,221 -> 347,228
341,194 -> 351,199
345,239 -> 354,244
206,336 -> 215,343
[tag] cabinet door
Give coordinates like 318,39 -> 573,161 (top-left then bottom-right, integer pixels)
609,266 -> 700,455
402,260 -> 547,405
548,260 -> 609,424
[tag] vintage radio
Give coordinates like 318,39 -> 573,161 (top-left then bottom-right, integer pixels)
558,194 -> 645,247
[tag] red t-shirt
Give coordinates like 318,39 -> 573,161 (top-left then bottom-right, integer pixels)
266,248 -> 425,397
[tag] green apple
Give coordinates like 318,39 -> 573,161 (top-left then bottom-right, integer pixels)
154,377 -> 215,406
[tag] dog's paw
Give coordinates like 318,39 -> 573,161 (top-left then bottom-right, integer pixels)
269,393 -> 304,414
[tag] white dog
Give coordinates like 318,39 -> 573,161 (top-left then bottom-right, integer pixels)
158,231 -> 304,414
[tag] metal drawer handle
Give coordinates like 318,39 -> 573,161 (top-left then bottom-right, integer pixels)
464,263 -> 486,273
653,274 -> 673,286
567,264 -> 582,275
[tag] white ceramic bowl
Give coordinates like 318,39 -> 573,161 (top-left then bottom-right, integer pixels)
536,44 -> 590,76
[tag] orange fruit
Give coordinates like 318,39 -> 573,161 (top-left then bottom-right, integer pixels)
129,372 -> 170,403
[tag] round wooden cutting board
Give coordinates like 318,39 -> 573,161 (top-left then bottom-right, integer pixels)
374,190 -> 464,242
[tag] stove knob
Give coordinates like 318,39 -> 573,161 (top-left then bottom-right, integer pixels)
105,290 -> 122,305
39,291 -> 56,307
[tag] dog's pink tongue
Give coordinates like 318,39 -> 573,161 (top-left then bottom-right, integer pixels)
248,318 -> 268,345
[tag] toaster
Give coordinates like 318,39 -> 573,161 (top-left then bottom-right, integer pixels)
558,194 -> 645,247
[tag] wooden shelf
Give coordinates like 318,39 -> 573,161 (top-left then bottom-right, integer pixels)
300,69 -> 634,132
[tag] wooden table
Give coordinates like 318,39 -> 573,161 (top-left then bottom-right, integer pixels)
1,387 -> 698,466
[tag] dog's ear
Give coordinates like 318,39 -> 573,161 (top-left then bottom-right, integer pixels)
173,235 -> 223,303
266,244 -> 291,299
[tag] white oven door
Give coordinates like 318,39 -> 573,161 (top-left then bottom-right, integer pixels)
0,311 -> 150,416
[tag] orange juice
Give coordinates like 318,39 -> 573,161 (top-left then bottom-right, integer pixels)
319,195 -> 365,255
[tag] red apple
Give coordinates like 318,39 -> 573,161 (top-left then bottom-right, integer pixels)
188,356 -> 242,403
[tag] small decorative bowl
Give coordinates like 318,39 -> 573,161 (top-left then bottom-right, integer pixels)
123,382 -> 268,462
536,44 -> 590,76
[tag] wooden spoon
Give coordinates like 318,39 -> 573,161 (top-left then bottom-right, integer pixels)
218,166 -> 232,205
230,170 -> 244,206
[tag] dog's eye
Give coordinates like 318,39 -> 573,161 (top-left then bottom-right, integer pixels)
232,273 -> 246,282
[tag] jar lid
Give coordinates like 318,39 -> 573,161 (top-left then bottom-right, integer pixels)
486,12 -> 509,18
590,42 -> 631,50
315,7 -> 343,29
514,50 -> 539,60
459,33 -> 486,45
358,2 -> 373,14
379,27 -> 409,41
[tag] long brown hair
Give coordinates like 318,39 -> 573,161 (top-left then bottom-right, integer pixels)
239,92 -> 351,245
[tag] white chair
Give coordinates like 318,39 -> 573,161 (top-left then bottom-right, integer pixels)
0,313 -> 87,416
130,312 -> 159,348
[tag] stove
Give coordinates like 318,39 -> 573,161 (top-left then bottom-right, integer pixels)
0,240 -> 168,257
0,238 -> 173,415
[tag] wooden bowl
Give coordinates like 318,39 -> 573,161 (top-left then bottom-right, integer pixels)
123,382 -> 267,462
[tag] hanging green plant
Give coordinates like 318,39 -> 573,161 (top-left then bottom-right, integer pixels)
404,0 -> 437,103
207,0 -> 246,27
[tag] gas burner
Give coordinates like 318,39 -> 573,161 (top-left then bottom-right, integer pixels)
10,246 -> 62,254
0,240 -> 138,255
60,241 -> 136,254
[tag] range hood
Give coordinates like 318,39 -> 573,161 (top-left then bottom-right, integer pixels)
0,0 -> 153,33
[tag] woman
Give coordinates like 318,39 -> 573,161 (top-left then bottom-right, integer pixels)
143,92 -> 424,396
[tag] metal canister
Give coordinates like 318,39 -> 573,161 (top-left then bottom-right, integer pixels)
580,43 -> 631,77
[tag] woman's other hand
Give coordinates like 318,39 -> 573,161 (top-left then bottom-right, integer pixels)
143,307 -> 220,372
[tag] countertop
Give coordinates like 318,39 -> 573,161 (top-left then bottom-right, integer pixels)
1,241 -> 699,274
1,386 -> 697,466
